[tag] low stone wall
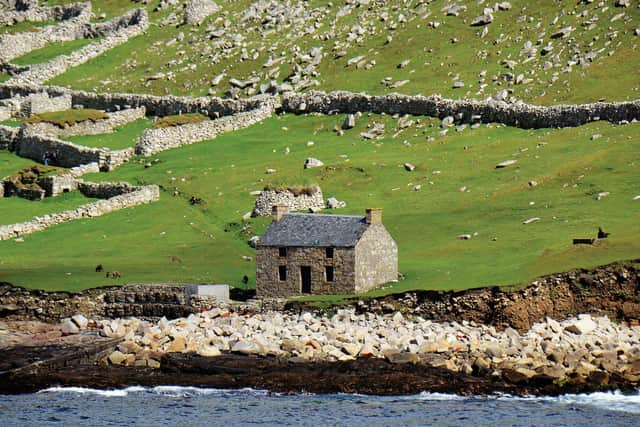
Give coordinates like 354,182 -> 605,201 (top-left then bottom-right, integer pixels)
252,186 -> 324,216
14,128 -> 135,170
283,91 -> 640,129
0,83 -> 273,118
0,1 -> 88,26
15,130 -> 102,167
135,103 -> 275,156
77,180 -> 139,199
7,9 -> 149,85
0,183 -> 160,240
0,124 -> 19,150
0,2 -> 92,62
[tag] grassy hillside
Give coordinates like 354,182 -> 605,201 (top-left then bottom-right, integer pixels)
1,113 -> 637,292
43,0 -> 640,104
0,0 -> 639,295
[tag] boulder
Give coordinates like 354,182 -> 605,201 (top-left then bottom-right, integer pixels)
108,350 -> 127,365
495,159 -> 517,168
167,336 -> 187,352
384,350 -> 420,364
248,236 -> 260,248
342,114 -> 356,130
404,163 -> 416,172
471,13 -> 493,26
564,315 -> 597,335
61,318 -> 80,335
198,343 -> 222,357
304,157 -> 324,169
71,314 -> 88,329
326,197 -> 346,209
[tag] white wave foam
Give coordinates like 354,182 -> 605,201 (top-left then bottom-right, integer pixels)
38,386 -> 269,398
38,386 -> 133,397
413,392 -> 466,401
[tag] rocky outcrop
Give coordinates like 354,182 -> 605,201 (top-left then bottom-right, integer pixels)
0,183 -> 159,240
252,186 -> 324,216
135,103 -> 274,156
283,91 -> 640,129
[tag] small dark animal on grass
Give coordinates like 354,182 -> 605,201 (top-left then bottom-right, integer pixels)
111,271 -> 121,279
598,227 -> 610,239
189,196 -> 203,205
95,264 -> 103,273
242,275 -> 249,285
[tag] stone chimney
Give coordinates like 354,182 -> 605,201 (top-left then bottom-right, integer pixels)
272,205 -> 288,222
365,208 -> 382,225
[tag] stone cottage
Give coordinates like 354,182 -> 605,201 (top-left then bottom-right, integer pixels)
256,206 -> 398,298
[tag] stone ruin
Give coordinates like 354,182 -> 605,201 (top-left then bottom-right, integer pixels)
252,185 -> 325,217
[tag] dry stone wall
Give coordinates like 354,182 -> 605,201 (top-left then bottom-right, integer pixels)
0,1 -> 85,26
19,92 -> 72,117
252,187 -> 324,216
7,9 -> 149,85
0,83 -> 272,118
0,2 -> 92,61
15,126 -> 135,171
283,91 -> 640,129
135,103 -> 274,156
0,125 -> 19,150
0,183 -> 160,241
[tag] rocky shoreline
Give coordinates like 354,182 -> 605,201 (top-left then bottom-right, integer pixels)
2,307 -> 639,396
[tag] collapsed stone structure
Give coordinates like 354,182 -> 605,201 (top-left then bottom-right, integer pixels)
256,206 -> 398,298
183,0 -> 219,25
252,185 -> 325,217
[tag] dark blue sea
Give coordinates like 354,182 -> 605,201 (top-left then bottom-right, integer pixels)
1,387 -> 639,426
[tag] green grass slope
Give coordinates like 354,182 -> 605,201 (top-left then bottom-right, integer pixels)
0,114 -> 637,292
41,0 -> 640,104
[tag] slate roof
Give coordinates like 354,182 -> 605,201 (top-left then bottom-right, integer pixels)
259,213 -> 369,247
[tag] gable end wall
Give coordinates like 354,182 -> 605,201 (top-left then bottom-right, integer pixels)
355,224 -> 398,293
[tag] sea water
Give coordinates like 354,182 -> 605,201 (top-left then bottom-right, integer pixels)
0,387 -> 639,426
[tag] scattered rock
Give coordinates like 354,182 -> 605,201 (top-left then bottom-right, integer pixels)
404,163 -> 416,172
304,157 -> 324,169
495,160 -> 518,168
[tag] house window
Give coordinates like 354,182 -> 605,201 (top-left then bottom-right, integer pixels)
278,265 -> 287,281
325,247 -> 334,258
279,247 -> 287,257
325,266 -> 334,282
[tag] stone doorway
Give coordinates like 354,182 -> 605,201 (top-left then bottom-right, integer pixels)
300,266 -> 312,293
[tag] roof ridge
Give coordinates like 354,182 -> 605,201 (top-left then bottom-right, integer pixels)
284,212 -> 365,219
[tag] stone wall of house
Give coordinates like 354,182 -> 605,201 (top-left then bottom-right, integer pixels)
135,103 -> 274,156
14,129 -> 135,170
6,9 -> 149,85
0,183 -> 159,240
0,83 -> 274,118
355,224 -> 398,293
256,246 -> 356,298
252,187 -> 324,216
0,2 -> 92,61
0,125 -> 19,150
38,173 -> 78,196
283,91 -> 640,129
15,130 -> 103,167
76,180 -> 138,199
